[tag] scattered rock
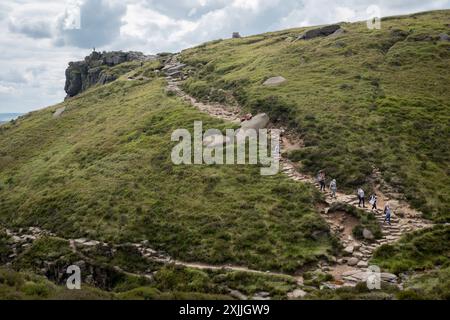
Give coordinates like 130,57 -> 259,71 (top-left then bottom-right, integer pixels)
53,107 -> 66,118
229,290 -> 247,300
255,291 -> 270,298
287,289 -> 307,299
381,273 -> 398,282
297,25 -> 341,40
439,33 -> 450,41
363,228 -> 375,240
347,257 -> 359,266
239,113 -> 270,131
263,76 -> 287,87
344,246 -> 354,254
357,261 -> 368,268
330,28 -> 345,37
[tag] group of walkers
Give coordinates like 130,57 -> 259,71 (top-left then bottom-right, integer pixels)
317,170 -> 392,225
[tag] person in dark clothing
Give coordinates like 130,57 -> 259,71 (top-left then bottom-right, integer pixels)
384,204 -> 392,225
318,171 -> 326,192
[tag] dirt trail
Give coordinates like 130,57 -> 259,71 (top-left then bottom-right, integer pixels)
0,57 -> 433,297
161,55 -> 434,286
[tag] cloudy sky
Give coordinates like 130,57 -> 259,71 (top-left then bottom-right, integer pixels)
1,0 -> 449,113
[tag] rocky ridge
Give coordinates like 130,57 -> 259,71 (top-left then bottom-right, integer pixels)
64,51 -> 156,98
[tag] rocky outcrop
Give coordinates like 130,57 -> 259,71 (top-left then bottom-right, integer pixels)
232,32 -> 242,39
64,51 -> 155,98
297,25 -> 341,40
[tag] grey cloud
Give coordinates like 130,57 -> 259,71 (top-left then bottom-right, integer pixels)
55,0 -> 127,49
0,69 -> 27,84
143,0 -> 229,20
9,19 -> 53,38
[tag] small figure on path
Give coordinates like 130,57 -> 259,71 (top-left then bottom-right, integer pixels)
329,179 -> 337,198
357,187 -> 365,208
369,193 -> 378,211
384,203 -> 392,225
318,170 -> 326,192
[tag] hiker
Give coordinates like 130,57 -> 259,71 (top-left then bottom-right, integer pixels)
329,179 -> 337,198
318,170 -> 326,192
357,187 -> 365,208
369,193 -> 378,211
384,203 -> 392,225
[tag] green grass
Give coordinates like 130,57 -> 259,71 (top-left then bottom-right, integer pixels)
371,225 -> 450,274
180,10 -> 450,222
0,64 -> 334,273
0,267 -> 112,300
398,266 -> 450,300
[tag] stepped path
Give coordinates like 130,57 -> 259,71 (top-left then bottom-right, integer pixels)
162,55 -> 434,287
0,57 -> 434,297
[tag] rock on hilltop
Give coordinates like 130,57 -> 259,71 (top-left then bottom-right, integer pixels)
64,51 -> 155,98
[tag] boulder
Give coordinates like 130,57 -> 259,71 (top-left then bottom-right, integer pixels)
347,257 -> 359,266
363,228 -> 375,240
357,261 -> 368,268
229,290 -> 248,300
240,113 -> 270,131
344,246 -> 354,254
53,107 -> 66,118
439,33 -> 450,41
330,28 -> 345,37
287,289 -> 307,299
232,32 -> 241,39
298,25 -> 341,40
263,76 -> 287,86
381,273 -> 398,282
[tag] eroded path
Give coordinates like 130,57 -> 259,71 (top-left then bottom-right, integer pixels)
162,55 -> 434,287
0,56 -> 434,298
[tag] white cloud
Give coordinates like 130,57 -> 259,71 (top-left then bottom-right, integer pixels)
1,0 -> 450,113
0,84 -> 16,94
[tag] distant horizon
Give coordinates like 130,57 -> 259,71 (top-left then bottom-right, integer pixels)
0,112 -> 24,122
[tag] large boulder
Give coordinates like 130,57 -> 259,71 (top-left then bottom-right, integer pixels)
363,228 -> 375,240
298,25 -> 341,40
263,76 -> 287,86
240,113 -> 270,131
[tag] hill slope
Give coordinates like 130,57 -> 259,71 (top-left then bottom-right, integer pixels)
0,10 -> 449,300
0,63 -> 334,273
180,10 -> 450,222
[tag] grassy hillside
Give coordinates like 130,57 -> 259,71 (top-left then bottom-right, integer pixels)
180,10 -> 450,222
0,64 -> 335,272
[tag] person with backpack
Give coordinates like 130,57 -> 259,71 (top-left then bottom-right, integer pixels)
318,170 -> 326,192
357,187 -> 365,208
369,193 -> 378,211
329,179 -> 337,198
384,203 -> 392,225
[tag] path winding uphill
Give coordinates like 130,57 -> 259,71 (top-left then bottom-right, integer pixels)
0,56 -> 435,299
161,55 -> 434,287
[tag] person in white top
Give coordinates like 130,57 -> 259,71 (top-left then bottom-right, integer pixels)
329,179 -> 337,199
357,187 -> 365,208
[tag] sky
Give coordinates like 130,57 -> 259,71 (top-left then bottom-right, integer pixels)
0,0 -> 449,113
